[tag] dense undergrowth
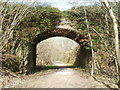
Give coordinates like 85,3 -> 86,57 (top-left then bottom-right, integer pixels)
2,4 -> 61,72
63,3 -> 119,83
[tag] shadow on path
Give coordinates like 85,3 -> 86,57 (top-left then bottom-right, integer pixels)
35,65 -> 77,72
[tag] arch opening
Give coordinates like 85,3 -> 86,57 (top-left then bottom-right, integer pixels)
36,36 -> 80,68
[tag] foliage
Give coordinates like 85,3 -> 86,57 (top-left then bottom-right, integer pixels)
63,4 -> 118,75
3,4 -> 62,72
15,6 -> 61,41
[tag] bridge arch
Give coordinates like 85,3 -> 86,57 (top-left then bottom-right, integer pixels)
26,28 -> 91,74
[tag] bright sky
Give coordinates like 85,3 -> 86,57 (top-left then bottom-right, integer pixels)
42,0 -> 73,11
1,0 -> 120,11
40,0 -> 120,11
41,0 -> 96,11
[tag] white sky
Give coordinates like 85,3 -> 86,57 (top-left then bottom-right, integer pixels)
40,0 -> 73,11
1,0 -> 120,11
40,0 -> 120,11
41,0 -> 97,11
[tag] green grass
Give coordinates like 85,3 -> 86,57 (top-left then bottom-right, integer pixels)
40,65 -> 77,70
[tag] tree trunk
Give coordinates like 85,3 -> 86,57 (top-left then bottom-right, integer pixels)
101,0 -> 120,86
83,4 -> 95,76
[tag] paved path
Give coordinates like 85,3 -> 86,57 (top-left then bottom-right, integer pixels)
13,68 -> 106,88
0,61 -> 107,88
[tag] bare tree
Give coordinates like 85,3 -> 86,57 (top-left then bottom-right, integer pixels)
83,2 -> 95,76
68,0 -> 95,75
0,0 -> 36,50
0,0 -> 37,75
101,0 -> 120,86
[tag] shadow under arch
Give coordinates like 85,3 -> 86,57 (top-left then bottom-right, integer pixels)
26,28 -> 91,74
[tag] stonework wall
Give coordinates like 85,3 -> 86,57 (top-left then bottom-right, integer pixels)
74,46 -> 91,68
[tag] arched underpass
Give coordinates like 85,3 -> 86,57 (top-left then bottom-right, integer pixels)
1,26 -> 109,88
26,28 -> 91,73
36,36 -> 80,69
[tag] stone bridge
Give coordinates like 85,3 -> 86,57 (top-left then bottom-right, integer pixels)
26,26 -> 91,74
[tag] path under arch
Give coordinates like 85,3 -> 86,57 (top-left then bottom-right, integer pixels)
3,68 -> 107,88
